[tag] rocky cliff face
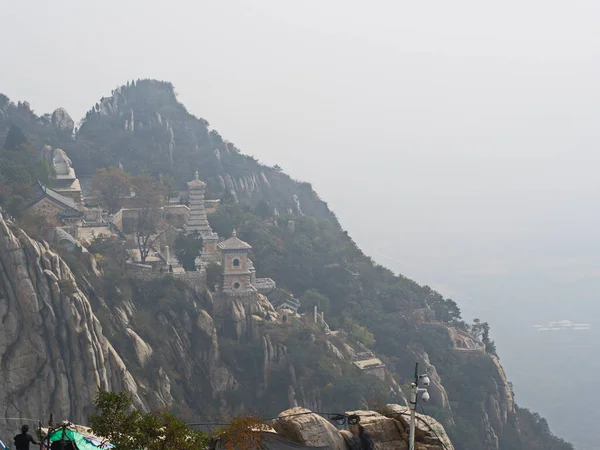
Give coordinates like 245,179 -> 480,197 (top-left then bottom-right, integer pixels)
479,354 -> 516,449
0,213 -> 364,430
0,216 -> 546,450
406,337 -> 518,450
0,214 -> 142,437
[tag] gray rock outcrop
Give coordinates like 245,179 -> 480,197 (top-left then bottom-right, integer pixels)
273,406 -> 454,450
0,213 -> 143,438
273,407 -> 347,450
51,107 -> 75,134
346,409 -> 408,450
380,404 -> 455,450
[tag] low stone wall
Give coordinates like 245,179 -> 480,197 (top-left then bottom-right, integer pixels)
125,262 -> 207,290
125,262 -> 154,279
171,270 -> 207,290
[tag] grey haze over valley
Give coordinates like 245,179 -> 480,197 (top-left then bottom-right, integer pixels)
2,0 -> 599,448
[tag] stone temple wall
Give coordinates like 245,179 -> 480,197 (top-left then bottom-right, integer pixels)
125,262 -> 206,290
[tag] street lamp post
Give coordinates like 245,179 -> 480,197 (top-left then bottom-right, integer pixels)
409,362 -> 430,450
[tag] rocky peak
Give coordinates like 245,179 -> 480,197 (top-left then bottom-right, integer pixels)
51,107 -> 74,134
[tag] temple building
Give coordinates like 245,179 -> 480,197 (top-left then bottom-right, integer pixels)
184,172 -> 218,255
27,182 -> 84,229
218,230 -> 276,294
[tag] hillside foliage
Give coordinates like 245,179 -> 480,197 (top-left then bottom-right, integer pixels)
0,125 -> 53,219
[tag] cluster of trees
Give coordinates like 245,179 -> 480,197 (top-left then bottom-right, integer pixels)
129,175 -> 168,264
423,288 -> 463,325
0,126 -> 53,219
90,390 -> 209,450
90,390 -> 269,450
470,318 -> 497,355
510,406 -> 574,450
174,231 -> 203,271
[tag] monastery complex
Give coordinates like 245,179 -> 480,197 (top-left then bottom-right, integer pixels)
25,150 -> 275,296
23,146 -> 390,380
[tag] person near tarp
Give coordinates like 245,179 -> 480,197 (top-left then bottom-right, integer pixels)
14,425 -> 39,450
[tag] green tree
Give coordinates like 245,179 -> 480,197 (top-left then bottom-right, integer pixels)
341,316 -> 375,347
254,199 -> 273,219
434,298 -> 462,323
89,390 -> 209,450
174,231 -> 203,271
206,262 -> 223,291
299,289 -> 331,315
130,175 -> 168,263
471,318 -> 493,349
3,125 -> 27,150
471,318 -> 483,339
89,390 -> 142,450
0,126 -> 52,219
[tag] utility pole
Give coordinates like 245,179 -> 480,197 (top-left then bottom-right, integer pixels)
409,362 -> 430,450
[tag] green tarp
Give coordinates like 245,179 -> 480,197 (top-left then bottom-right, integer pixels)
48,428 -> 112,450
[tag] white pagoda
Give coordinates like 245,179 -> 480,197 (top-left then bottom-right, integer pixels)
184,171 -> 218,255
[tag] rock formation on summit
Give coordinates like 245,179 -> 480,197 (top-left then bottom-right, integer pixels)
51,107 -> 74,134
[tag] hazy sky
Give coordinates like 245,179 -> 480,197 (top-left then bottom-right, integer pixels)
2,1 -> 599,266
2,0 -> 600,338
2,1 -> 600,445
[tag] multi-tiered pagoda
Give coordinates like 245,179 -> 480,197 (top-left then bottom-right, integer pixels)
184,172 -> 218,255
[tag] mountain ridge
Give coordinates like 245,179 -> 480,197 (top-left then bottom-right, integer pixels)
0,80 -> 573,450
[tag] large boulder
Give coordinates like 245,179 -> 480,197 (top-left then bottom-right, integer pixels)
345,410 -> 407,450
272,407 -> 347,450
125,328 -> 153,367
273,406 -> 453,450
51,107 -> 75,133
380,404 -> 455,450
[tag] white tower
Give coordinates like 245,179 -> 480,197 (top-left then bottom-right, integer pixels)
184,171 -> 218,254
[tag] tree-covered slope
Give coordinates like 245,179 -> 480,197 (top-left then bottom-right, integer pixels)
0,81 -> 572,450
69,80 -> 336,223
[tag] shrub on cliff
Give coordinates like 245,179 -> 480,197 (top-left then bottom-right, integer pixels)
89,390 -> 209,450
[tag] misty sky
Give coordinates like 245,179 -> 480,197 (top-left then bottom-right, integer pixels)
2,0 -> 599,272
2,1 -> 600,445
